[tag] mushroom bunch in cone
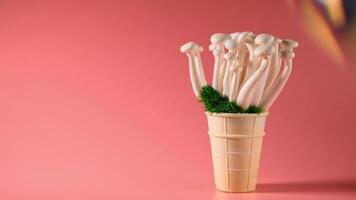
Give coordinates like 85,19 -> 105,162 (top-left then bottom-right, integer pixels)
180,32 -> 298,112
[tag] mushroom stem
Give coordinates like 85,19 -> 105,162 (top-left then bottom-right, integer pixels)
264,39 -> 282,93
212,47 -> 224,90
241,47 -> 258,86
222,59 -> 233,97
229,64 -> 242,101
180,42 -> 205,97
222,39 -> 238,97
249,58 -> 270,105
235,32 -> 253,85
187,54 -> 201,97
249,43 -> 276,105
194,51 -> 207,86
210,33 -> 229,91
260,59 -> 292,110
238,51 -> 250,88
218,60 -> 227,91
236,58 -> 268,108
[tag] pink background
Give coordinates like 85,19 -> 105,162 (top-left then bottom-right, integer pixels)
0,0 -> 355,199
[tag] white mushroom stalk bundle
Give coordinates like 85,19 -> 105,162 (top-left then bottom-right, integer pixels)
180,32 -> 298,111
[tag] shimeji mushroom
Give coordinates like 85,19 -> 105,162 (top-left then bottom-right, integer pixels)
180,32 -> 298,112
235,32 -> 254,85
236,31 -> 253,58
264,38 -> 282,94
236,58 -> 268,108
260,49 -> 295,110
251,34 -> 273,56
229,32 -> 241,57
260,39 -> 298,108
228,61 -> 242,101
180,41 -> 206,97
280,39 -> 299,67
249,39 -> 276,106
209,33 -> 230,92
222,39 -> 238,97
236,37 -> 274,108
193,45 -> 207,87
222,52 -> 235,97
244,34 -> 274,82
255,33 -> 274,45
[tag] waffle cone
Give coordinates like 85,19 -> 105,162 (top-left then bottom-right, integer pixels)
206,112 -> 268,192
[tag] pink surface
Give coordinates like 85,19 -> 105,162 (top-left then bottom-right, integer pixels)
0,0 -> 355,199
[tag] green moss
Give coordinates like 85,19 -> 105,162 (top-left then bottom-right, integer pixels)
199,85 -> 263,114
244,105 -> 264,113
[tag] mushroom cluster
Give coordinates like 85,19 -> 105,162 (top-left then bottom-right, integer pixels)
180,32 -> 298,111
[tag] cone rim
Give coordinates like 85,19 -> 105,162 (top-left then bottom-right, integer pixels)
205,112 -> 269,117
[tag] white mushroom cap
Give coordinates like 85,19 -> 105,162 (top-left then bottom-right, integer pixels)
255,33 -> 274,45
237,31 -> 253,43
180,41 -> 195,53
210,33 -> 229,44
209,44 -> 224,56
180,41 -> 202,53
254,43 -> 275,57
224,39 -> 238,50
212,47 -> 224,56
230,32 -> 240,40
208,43 -> 216,51
196,45 -> 203,52
281,39 -> 299,49
281,49 -> 295,59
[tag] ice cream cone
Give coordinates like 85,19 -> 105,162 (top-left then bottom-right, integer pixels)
206,112 -> 268,192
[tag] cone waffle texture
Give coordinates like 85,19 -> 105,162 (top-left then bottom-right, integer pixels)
206,112 -> 268,192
